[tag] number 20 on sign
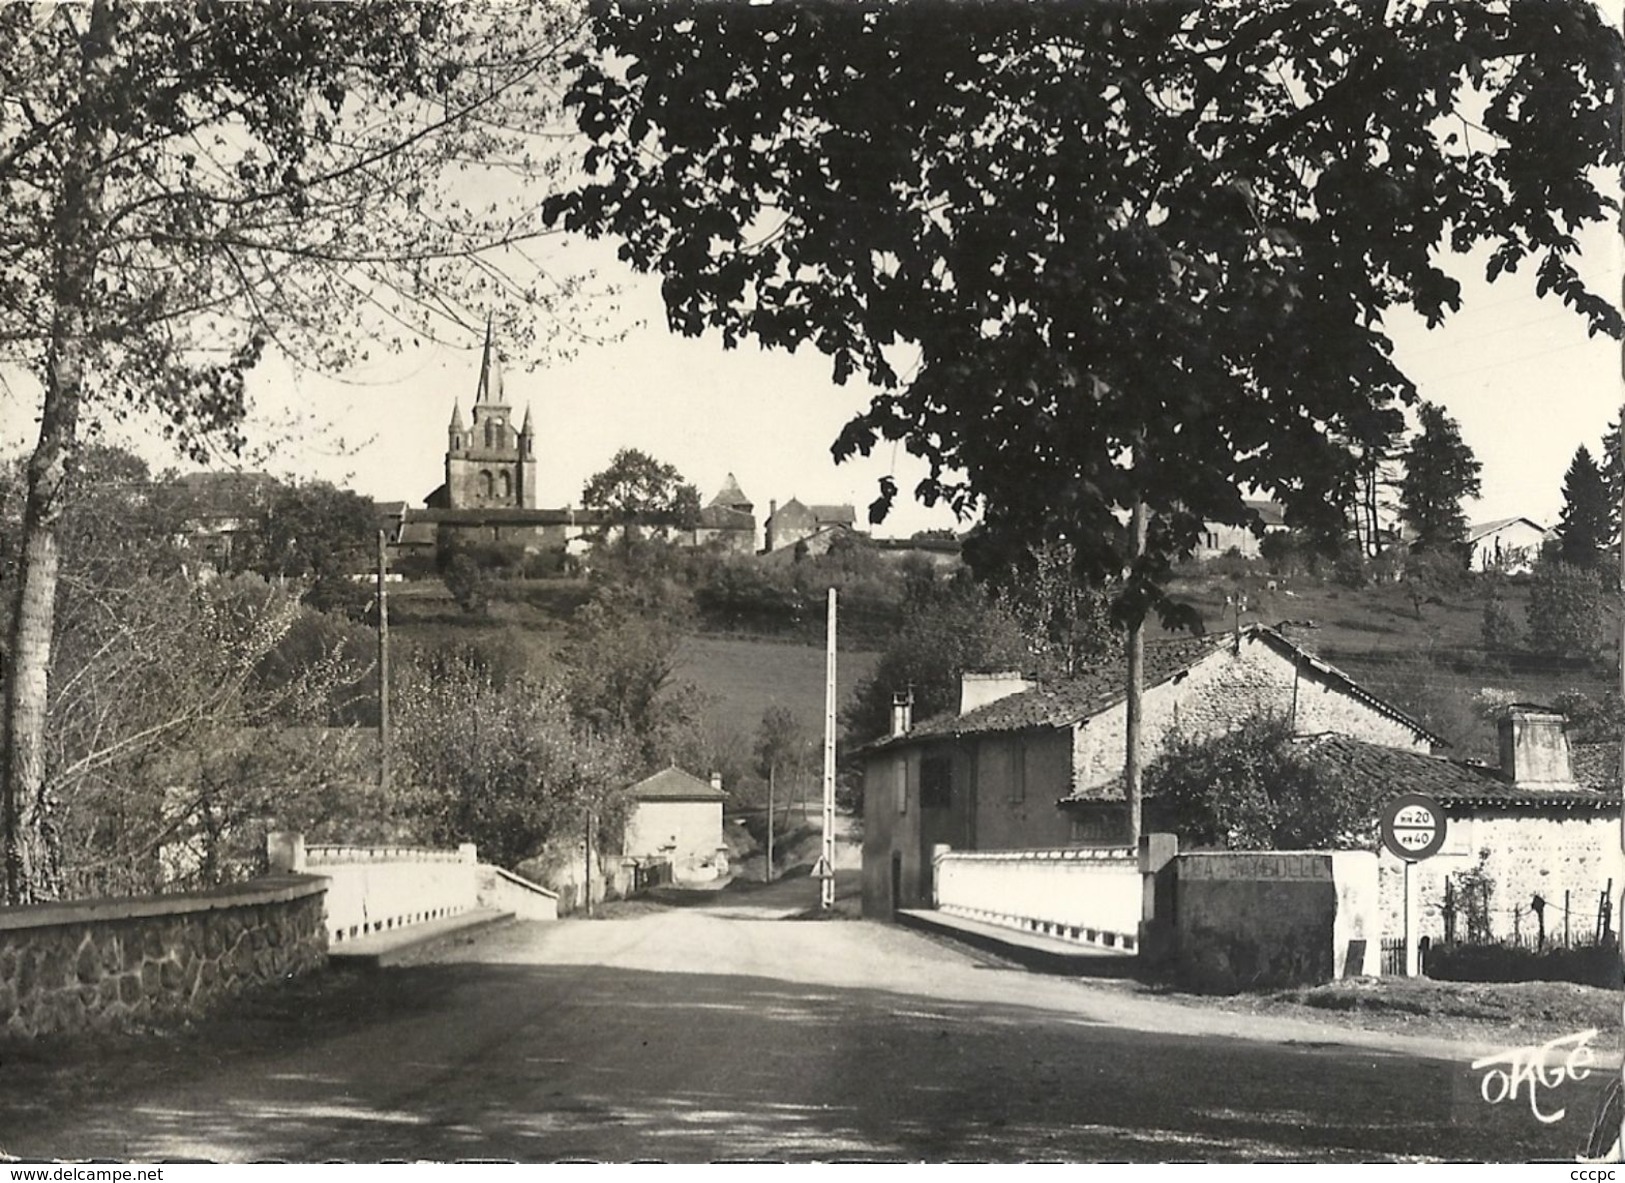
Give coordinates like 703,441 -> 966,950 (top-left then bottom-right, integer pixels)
1381,794 -> 1447,862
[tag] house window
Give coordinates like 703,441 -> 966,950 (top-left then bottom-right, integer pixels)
499,470 -> 512,499
921,756 -> 951,809
479,470 -> 494,499
895,757 -> 907,814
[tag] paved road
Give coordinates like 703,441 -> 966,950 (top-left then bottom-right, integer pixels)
4,877 -> 1614,1162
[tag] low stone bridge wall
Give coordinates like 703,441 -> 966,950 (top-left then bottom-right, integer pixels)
0,875 -> 326,1039
933,846 -> 1141,951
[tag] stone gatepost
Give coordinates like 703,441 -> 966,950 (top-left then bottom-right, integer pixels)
266,831 -> 306,874
1139,832 -> 1179,966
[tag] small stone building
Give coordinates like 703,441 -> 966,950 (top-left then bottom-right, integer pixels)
860,625 -> 1444,918
623,767 -> 730,884
1293,708 -> 1621,945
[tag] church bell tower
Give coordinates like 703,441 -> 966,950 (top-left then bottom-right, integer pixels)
443,316 -> 538,509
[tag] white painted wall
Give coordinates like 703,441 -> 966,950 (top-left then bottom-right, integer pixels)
933,847 -> 1141,951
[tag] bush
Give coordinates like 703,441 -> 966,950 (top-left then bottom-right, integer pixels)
1424,939 -> 1621,989
1526,561 -> 1612,658
1481,591 -> 1520,651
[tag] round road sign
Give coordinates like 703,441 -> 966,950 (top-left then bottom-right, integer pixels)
1380,793 -> 1447,862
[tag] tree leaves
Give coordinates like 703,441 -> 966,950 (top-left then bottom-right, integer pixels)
549,0 -> 1623,624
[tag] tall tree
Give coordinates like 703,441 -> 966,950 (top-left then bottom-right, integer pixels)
0,3 -> 590,902
1398,402 -> 1482,554
580,448 -> 702,550
1601,409 -> 1623,546
1556,444 -> 1613,568
548,0 -> 1621,626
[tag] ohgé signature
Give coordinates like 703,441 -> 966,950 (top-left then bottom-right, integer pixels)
1471,1028 -> 1599,1124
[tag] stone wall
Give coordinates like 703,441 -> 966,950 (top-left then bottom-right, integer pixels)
1378,809 -> 1620,944
1173,850 -> 1380,991
0,875 -> 327,1039
1073,633 -> 1432,794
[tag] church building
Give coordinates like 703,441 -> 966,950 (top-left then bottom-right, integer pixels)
425,318 -> 538,510
394,318 -> 762,563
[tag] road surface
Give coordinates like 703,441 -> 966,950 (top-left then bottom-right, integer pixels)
2,876 -> 1613,1162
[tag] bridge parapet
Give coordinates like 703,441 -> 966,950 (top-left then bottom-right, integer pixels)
269,833 -> 480,945
933,846 -> 1141,953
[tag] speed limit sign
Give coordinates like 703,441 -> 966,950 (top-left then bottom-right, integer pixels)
1380,794 -> 1447,862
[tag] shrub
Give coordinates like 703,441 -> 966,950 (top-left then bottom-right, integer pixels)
1526,561 -> 1611,658
1424,939 -> 1621,989
1481,591 -> 1520,651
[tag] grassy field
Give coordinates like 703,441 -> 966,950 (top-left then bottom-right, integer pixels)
386,564 -> 1617,761
677,633 -> 877,732
389,578 -> 879,738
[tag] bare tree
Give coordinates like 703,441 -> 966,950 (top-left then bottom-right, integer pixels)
0,3 -> 596,901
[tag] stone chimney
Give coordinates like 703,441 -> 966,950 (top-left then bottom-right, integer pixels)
889,688 -> 914,737
1497,705 -> 1576,787
959,670 -> 1031,716
709,772 -> 724,793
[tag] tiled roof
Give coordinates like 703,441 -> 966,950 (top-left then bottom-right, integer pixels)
628,767 -> 726,801
810,504 -> 856,526
708,473 -> 752,511
697,504 -> 754,530
876,626 -> 1443,752
406,506 -> 595,526
1292,734 -> 1619,809
880,633 -> 1232,747
1241,499 -> 1287,528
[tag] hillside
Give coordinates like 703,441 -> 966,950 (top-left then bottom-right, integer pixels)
388,578 -> 879,738
386,565 -> 1618,764
1152,569 -> 1620,760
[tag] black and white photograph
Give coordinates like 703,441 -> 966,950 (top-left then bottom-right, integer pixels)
0,0 -> 1620,1165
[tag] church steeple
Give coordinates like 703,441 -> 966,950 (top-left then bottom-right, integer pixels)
519,404 -> 535,456
474,313 -> 505,406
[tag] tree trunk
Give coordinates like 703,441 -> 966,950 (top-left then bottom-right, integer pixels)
2,0 -> 113,904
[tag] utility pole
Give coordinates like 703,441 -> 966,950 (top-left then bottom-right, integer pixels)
584,810 -> 594,919
1124,498 -> 1147,852
818,588 -> 837,910
376,529 -> 390,796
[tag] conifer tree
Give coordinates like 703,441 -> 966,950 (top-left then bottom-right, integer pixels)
1398,403 -> 1482,554
1557,444 -> 1613,568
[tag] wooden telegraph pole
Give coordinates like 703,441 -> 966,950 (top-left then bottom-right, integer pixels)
376,529 -> 391,796
818,588 -> 837,910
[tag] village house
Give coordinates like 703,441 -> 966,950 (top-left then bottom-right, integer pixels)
693,473 -> 758,555
763,497 -> 857,554
1190,499 -> 1288,562
622,766 -> 730,885
1464,516 -> 1547,575
1293,708 -> 1621,946
860,625 -> 1444,918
